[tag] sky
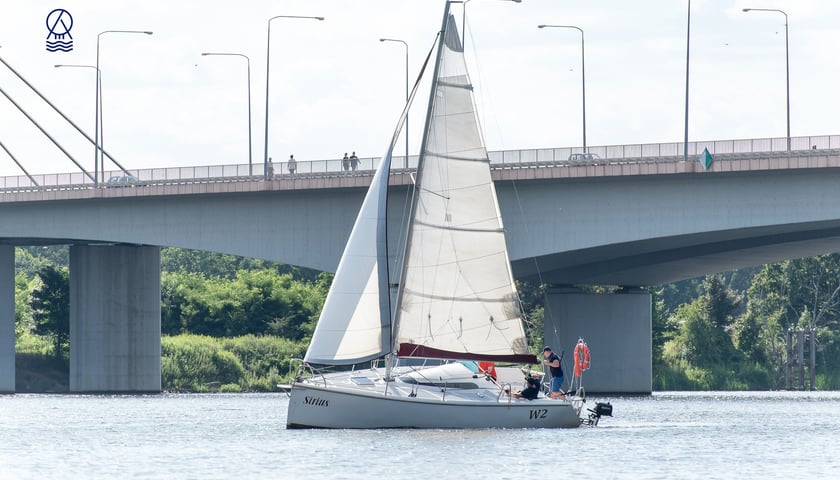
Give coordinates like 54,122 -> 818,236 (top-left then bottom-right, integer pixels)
1,0 -> 838,177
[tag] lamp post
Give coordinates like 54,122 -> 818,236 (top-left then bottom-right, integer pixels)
462,0 -> 521,48
379,38 -> 409,168
743,7 -> 790,152
538,24 -> 587,151
55,64 -> 102,179
264,15 -> 324,180
95,30 -> 152,186
685,0 -> 691,162
202,52 -> 253,176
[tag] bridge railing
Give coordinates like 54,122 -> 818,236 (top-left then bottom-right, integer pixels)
488,134 -> 840,165
1,134 -> 838,193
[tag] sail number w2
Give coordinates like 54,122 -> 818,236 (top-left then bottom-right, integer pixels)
529,409 -> 548,419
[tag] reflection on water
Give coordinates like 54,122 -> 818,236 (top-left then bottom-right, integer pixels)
1,392 -> 839,479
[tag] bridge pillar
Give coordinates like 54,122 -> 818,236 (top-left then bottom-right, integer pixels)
0,246 -> 14,393
69,245 -> 161,392
544,287 -> 651,394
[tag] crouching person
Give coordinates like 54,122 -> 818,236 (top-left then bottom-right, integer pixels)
510,375 -> 540,400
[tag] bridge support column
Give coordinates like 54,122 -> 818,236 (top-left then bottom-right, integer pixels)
70,245 -> 161,392
544,287 -> 651,394
0,246 -> 14,393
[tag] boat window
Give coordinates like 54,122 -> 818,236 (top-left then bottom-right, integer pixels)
459,361 -> 479,373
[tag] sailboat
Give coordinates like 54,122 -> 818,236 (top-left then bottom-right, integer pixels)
286,1 -> 584,429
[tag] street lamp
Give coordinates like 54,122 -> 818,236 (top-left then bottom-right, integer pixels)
96,29 -> 152,186
685,0 -> 691,162
462,0 -> 521,48
264,15 -> 324,180
743,7 -> 791,152
379,38 -> 409,168
538,24 -> 587,151
56,64 -> 103,176
202,52 -> 253,176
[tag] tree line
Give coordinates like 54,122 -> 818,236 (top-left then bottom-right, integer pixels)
16,247 -> 329,355
13,246 -> 840,390
15,247 -> 329,391
653,257 -> 840,389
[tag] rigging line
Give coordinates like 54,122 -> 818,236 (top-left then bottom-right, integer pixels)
0,85 -> 95,182
0,56 -> 128,176
391,30 -> 444,364
509,176 -> 557,345
392,180 -> 413,281
390,35 -> 441,282
0,139 -> 39,186
392,17 -> 449,354
461,13 -> 500,158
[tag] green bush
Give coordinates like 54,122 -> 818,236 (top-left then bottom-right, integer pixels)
733,362 -> 773,389
816,372 -> 840,390
161,335 -> 245,391
653,363 -> 692,390
161,334 -> 306,392
15,332 -> 61,358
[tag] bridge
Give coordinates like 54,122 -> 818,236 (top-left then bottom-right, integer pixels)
2,133 -> 837,193
1,134 -> 839,394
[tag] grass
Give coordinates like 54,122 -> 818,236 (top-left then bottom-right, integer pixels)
13,333 -> 307,393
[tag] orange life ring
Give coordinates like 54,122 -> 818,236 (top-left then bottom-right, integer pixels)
574,341 -> 591,377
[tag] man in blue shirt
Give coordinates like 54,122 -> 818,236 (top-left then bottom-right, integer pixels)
542,346 -> 565,400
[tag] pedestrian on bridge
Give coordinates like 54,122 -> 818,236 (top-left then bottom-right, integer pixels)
267,158 -> 275,180
288,155 -> 297,175
342,153 -> 350,172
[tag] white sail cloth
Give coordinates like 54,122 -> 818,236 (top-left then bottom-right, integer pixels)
305,11 -> 532,366
303,146 -> 392,364
394,14 -> 531,362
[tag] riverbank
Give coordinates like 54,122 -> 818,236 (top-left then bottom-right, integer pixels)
15,353 -> 69,393
13,334 -> 306,393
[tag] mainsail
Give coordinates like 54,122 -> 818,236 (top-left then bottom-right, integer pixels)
394,13 -> 534,363
305,7 -> 533,366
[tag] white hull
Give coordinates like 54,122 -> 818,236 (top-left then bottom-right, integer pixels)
286,367 -> 583,429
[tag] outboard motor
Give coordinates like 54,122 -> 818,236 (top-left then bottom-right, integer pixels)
584,401 -> 613,426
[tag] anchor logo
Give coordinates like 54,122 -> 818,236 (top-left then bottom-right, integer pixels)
46,9 -> 74,53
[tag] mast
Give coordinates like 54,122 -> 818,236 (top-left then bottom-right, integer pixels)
387,1 -> 453,376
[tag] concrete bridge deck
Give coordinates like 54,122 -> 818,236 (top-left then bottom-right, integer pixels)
1,133 -> 837,196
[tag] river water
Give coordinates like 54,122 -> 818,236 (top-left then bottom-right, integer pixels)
1,391 -> 838,479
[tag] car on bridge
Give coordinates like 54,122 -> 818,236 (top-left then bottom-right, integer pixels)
568,152 -> 602,164
106,175 -> 141,187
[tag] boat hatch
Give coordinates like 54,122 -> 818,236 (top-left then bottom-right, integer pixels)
350,377 -> 376,385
